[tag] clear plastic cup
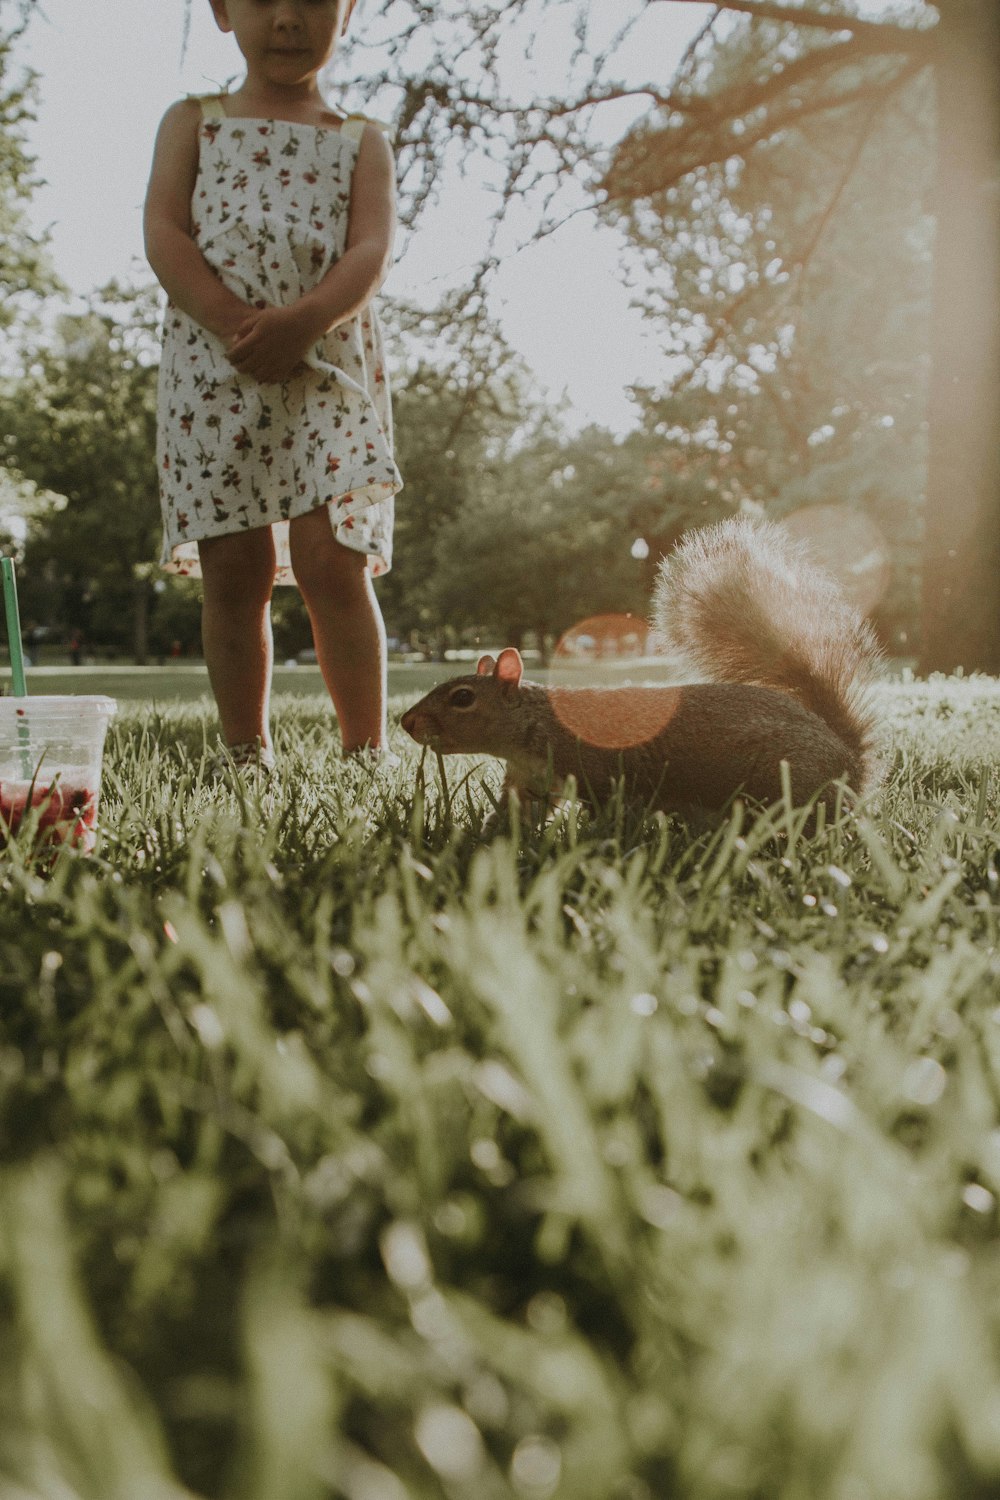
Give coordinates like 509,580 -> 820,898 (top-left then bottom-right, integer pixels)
0,696 -> 117,851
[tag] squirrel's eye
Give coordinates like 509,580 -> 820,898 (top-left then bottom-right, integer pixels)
449,687 -> 477,709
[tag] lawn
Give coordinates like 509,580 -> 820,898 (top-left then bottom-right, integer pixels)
1,673 -> 1000,1500
2,661 -> 453,704
1,654 -> 687,704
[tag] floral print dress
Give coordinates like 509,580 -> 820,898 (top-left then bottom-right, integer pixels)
156,94 -> 401,582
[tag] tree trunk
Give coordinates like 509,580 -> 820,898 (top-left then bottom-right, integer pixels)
133,580 -> 149,666
919,0 -> 1000,673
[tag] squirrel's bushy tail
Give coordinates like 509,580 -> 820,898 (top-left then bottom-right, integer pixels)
652,517 -> 882,788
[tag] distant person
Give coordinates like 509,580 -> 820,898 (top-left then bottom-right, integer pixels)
144,0 -> 402,777
25,622 -> 42,670
68,630 -> 83,667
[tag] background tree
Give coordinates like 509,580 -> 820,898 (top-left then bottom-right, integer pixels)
921,0 -> 1000,672
381,302 -> 535,650
605,12 -> 933,648
0,284 -> 164,662
0,0 -> 58,331
600,0 -> 993,668
334,0 -> 999,672
426,422 -> 661,657
0,0 -> 63,565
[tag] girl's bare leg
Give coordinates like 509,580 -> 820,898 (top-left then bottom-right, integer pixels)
288,508 -> 386,753
198,528 -> 277,751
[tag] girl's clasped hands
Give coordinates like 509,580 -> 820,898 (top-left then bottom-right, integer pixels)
226,300 -> 324,383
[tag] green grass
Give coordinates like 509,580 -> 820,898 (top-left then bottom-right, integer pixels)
3,661 -> 454,704
0,655 -> 694,703
1,675 -> 1000,1500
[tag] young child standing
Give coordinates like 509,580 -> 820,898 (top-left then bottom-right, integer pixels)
144,0 -> 401,771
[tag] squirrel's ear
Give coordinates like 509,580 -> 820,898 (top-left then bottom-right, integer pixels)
495,648 -> 523,686
476,654 -> 497,676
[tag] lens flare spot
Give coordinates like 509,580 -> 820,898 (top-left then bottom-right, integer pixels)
553,615 -> 677,748
548,684 -> 682,750
782,505 -> 891,615
555,613 -> 651,662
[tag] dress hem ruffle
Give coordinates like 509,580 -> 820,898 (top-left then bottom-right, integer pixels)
159,478 -> 398,582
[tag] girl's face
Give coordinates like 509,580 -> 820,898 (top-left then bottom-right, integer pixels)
209,0 -> 356,87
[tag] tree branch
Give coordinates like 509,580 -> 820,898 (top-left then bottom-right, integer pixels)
791,91 -> 887,280
656,0 -> 935,46
603,53 -> 926,199
695,31 -> 927,128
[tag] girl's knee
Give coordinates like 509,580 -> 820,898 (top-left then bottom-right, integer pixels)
289,511 -> 366,599
199,530 -> 276,609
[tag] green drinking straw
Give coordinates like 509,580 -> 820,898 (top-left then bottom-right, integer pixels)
1,556 -> 32,781
1,557 -> 27,696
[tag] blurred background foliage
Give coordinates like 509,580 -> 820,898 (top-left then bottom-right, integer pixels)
1,0 -> 996,670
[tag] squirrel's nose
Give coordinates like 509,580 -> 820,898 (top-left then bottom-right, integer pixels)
400,707 -> 419,738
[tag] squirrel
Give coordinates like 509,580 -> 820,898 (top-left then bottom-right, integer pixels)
399,517 -> 883,819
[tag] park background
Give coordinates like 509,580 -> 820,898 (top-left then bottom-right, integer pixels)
3,0 -> 996,682
4,5 -> 1000,1500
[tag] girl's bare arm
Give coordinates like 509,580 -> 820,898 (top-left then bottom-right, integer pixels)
144,100 -> 250,344
305,122 -> 397,330
227,125 -> 396,383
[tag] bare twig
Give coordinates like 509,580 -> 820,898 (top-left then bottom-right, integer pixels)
654,0 -> 935,45
792,94 -> 886,280
603,53 -> 925,198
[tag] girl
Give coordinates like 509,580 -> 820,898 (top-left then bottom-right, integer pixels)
144,0 -> 401,771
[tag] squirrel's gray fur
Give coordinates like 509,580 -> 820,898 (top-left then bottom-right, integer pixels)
400,517 -> 883,818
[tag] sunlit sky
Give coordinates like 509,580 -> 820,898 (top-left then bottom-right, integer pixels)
14,0 -> 712,432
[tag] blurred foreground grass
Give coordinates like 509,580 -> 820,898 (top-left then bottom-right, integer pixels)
1,676 -> 1000,1500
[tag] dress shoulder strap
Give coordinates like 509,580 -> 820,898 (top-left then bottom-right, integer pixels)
342,113 -> 395,145
191,93 -> 227,122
